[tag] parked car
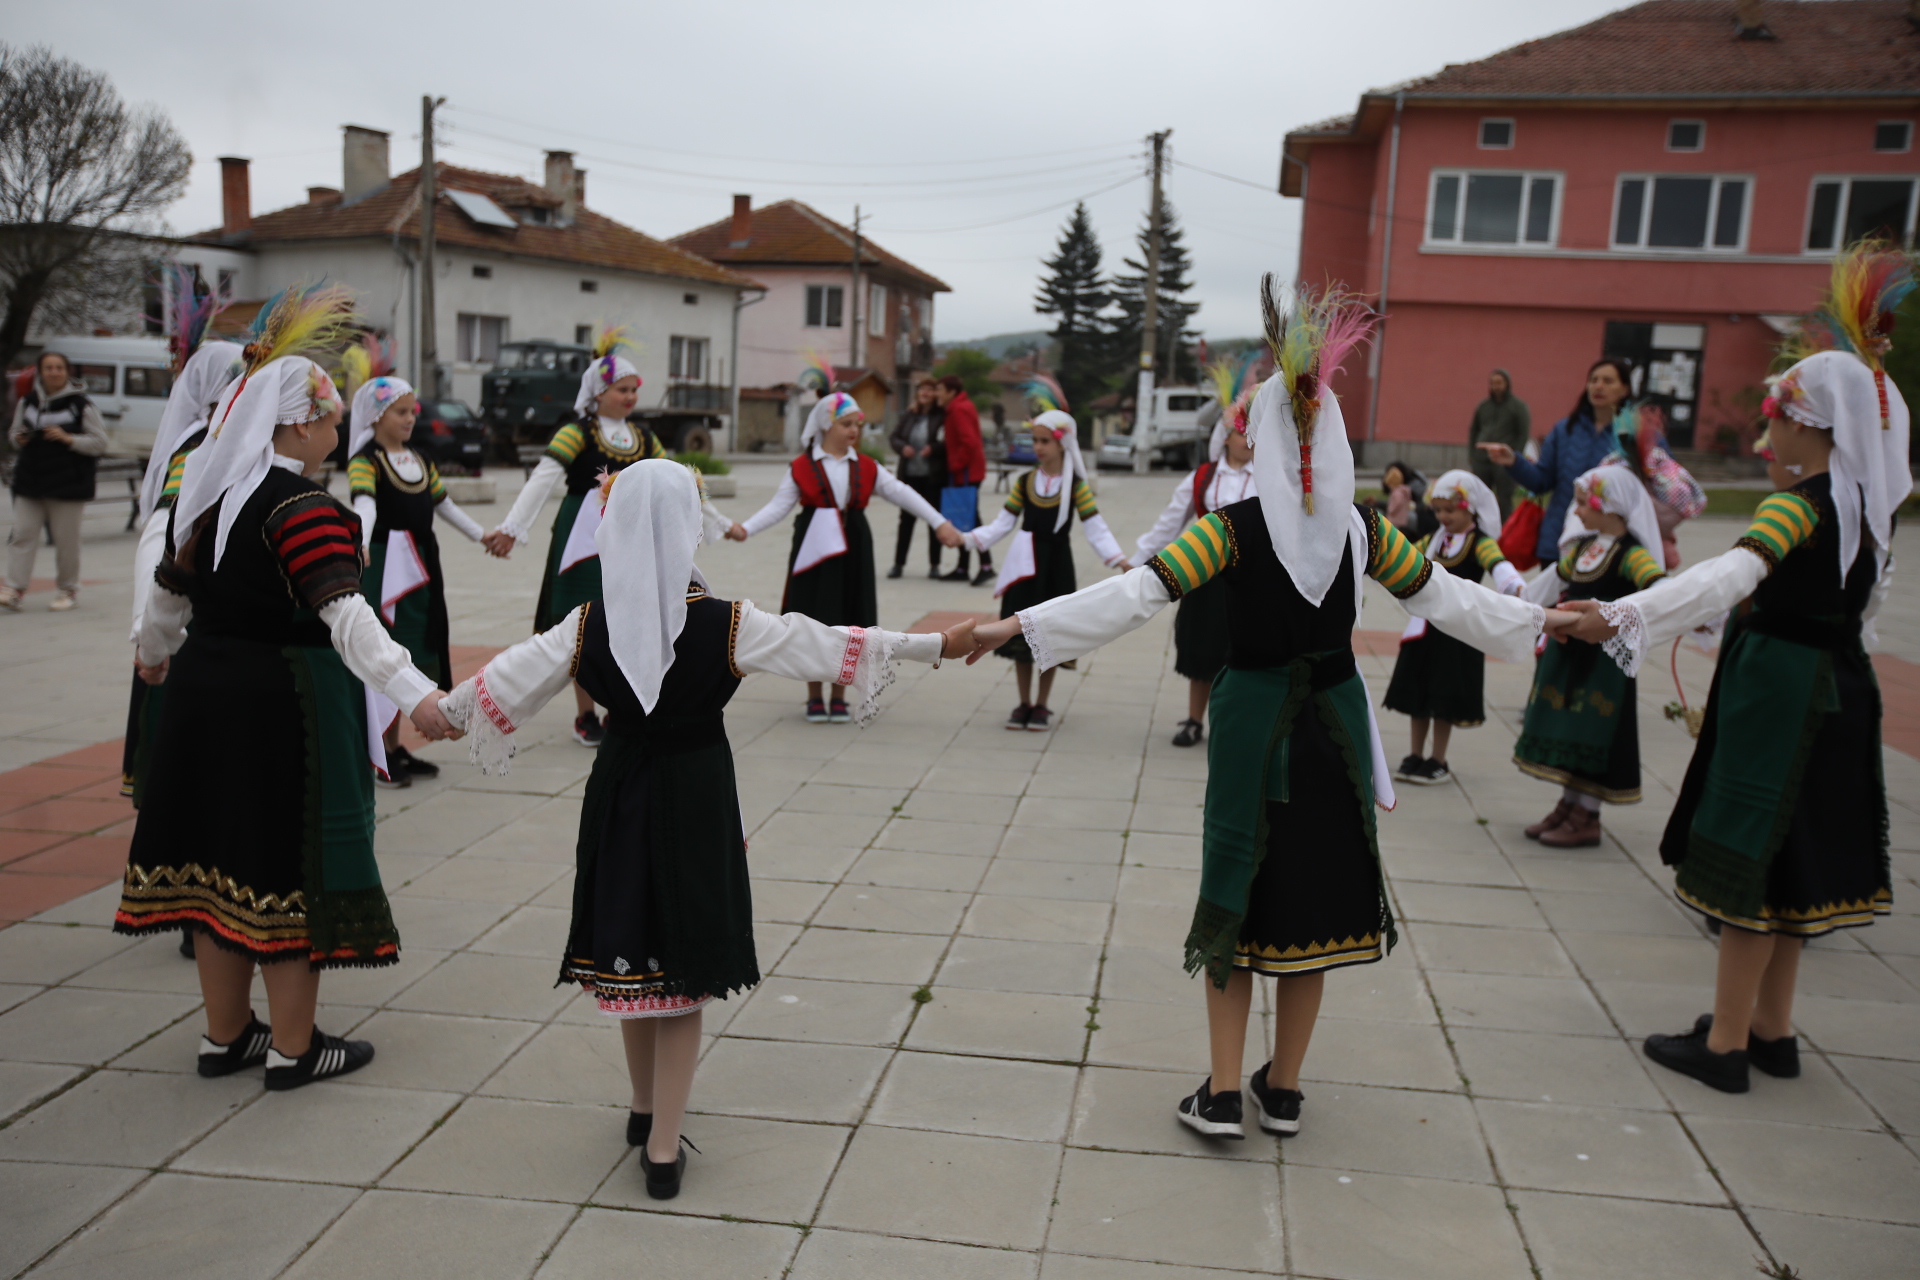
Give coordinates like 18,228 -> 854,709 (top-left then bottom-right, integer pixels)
413,398 -> 488,475
18,335 -> 175,457
1097,387 -> 1215,470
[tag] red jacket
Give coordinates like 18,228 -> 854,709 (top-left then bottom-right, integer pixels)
942,391 -> 985,485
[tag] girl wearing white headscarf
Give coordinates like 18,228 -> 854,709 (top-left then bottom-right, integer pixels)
731,390 -> 958,723
1511,461 -> 1668,846
1381,469 -> 1525,784
343,361 -> 486,787
1555,296 -> 1911,1093
1136,374 -> 1258,747
440,459 -> 975,1199
122,339 -> 243,804
965,402 -> 1129,731
116,288 -> 456,1092
963,279 -> 1561,1143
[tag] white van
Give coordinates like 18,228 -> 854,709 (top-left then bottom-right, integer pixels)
29,335 -> 176,458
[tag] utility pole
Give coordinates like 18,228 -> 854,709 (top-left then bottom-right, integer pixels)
419,95 -> 445,398
1134,128 -> 1170,473
848,205 -> 862,371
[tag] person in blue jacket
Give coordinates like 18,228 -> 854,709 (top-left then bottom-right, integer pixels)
1477,357 -> 1633,565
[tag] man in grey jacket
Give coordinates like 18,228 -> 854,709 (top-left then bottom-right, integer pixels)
1467,369 -> 1529,522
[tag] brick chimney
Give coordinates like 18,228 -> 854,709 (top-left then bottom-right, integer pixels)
307,186 -> 340,204
219,157 -> 251,237
1734,0 -> 1774,38
545,150 -> 577,226
341,125 -> 389,205
574,169 -> 587,219
730,194 -> 752,246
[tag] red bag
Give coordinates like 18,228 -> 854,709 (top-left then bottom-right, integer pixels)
1499,496 -> 1544,571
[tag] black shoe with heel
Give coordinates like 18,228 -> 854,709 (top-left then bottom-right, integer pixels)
1172,719 -> 1204,748
640,1135 -> 698,1200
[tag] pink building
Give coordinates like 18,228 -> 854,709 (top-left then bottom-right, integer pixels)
1281,0 -> 1920,462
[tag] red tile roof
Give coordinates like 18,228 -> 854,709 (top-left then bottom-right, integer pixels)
671,200 -> 949,294
188,164 -> 759,290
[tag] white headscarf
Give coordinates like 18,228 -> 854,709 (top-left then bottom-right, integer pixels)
1427,469 -> 1502,538
575,351 -> 640,416
1565,462 -> 1663,559
1030,409 -> 1088,532
140,341 -> 243,519
1767,348 -> 1913,579
1208,391 -> 1253,463
1247,372 -> 1356,608
348,375 -> 415,459
595,458 -> 712,714
175,357 -> 341,568
802,391 -> 862,450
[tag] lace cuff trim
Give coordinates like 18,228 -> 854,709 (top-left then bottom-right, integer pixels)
1598,600 -> 1648,678
1019,610 -> 1059,673
441,678 -> 517,776
495,517 -> 529,545
843,626 -> 902,728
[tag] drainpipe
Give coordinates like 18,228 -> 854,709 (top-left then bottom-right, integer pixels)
1366,91 -> 1405,447
729,287 -> 768,453
393,231 -> 416,385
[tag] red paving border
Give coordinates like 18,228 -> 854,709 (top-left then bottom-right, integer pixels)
2,640 -> 1914,930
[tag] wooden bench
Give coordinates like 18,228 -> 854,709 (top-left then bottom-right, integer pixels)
0,455 -> 146,532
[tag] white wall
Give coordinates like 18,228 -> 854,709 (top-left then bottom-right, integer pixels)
736,266 -> 863,388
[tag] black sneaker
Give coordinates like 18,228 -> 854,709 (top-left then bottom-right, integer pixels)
1247,1061 -> 1303,1136
388,744 -> 439,778
1006,703 -> 1032,730
1172,719 -> 1204,748
828,700 -> 851,724
1176,1078 -> 1245,1139
940,566 -> 971,582
1423,759 -> 1450,784
626,1111 -> 653,1147
1401,757 -> 1449,786
970,567 -> 994,587
805,699 -> 829,723
197,1014 -> 272,1078
887,564 -> 904,579
1644,1024 -> 1749,1093
927,566 -> 943,580
572,711 -> 604,747
1691,1013 -> 1800,1079
375,764 -> 412,789
1026,705 -> 1053,732
1394,754 -> 1425,781
265,1029 -> 375,1091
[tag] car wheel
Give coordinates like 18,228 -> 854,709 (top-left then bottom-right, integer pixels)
677,425 -> 712,455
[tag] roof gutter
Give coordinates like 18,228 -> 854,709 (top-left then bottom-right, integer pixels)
1367,91 -> 1404,445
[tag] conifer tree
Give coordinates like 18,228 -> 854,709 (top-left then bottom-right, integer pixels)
1033,202 -> 1111,434
1109,194 -> 1201,385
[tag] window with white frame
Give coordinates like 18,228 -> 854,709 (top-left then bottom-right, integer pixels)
869,282 -> 887,336
457,313 -> 507,364
1613,175 -> 1749,250
1426,170 -> 1559,246
668,335 -> 708,380
1478,119 -> 1513,149
1806,176 -> 1918,250
1874,122 -> 1912,153
1666,120 -> 1705,152
805,284 -> 844,328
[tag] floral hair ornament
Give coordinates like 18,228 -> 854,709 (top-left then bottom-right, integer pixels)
1780,240 -> 1916,430
306,364 -> 342,418
1205,353 -> 1259,436
1260,274 -> 1381,513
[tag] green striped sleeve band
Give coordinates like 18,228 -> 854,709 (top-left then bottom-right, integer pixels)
346,455 -> 377,497
1474,536 -> 1508,571
1150,513 -> 1232,595
1622,545 -> 1666,589
1072,479 -> 1099,518
546,424 -> 586,464
1739,493 -> 1818,566
1368,512 -> 1431,598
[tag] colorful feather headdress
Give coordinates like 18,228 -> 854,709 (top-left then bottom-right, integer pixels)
800,351 -> 837,395
1781,240 -> 1916,429
339,333 -> 395,395
161,261 -> 227,374
240,282 -> 356,377
591,324 -> 635,362
1022,374 -> 1070,435
1206,352 -> 1260,434
1259,274 -> 1380,512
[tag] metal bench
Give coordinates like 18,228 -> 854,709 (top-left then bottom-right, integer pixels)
0,455 -> 146,532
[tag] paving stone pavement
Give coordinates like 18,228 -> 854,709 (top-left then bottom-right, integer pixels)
0,460 -> 1916,1279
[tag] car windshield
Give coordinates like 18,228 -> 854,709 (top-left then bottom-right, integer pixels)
494,345 -> 531,370
432,401 -> 475,421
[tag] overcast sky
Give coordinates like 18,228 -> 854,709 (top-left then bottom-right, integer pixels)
17,0 -> 1625,343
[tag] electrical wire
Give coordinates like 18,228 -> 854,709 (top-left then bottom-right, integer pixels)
870,172 -> 1143,235
1171,158 -> 1276,193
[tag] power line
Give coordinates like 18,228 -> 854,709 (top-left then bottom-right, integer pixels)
1171,158 -> 1276,193
867,172 -> 1143,235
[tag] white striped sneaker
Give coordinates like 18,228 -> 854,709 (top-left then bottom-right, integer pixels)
264,1029 -> 375,1091
196,1015 -> 273,1078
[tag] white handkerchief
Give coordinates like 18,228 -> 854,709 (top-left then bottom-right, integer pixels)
792,506 -> 848,574
1399,615 -> 1427,644
992,530 -> 1037,598
365,686 -> 398,779
560,494 -> 603,573
379,529 -> 430,624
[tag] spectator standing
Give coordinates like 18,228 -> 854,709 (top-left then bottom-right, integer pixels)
1467,369 -> 1529,520
933,375 -> 993,585
887,379 -> 946,579
1479,357 -> 1633,567
5,351 -> 108,612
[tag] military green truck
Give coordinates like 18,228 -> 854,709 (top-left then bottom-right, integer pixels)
481,339 -> 724,461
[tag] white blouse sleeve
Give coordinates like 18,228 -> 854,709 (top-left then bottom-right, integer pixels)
436,495 -> 486,542
740,470 -> 802,538
129,508 -> 171,643
319,595 -> 440,714
438,606 -> 584,774
1521,563 -> 1567,608
352,494 -> 378,551
1397,563 -> 1547,667
1016,566 -> 1175,672
700,496 -> 733,543
731,601 -> 944,724
967,504 -> 1018,553
496,457 -> 566,544
1864,555 -> 1894,651
1592,547 -> 1770,678
135,581 -> 193,667
1135,473 -> 1197,560
873,466 -> 948,527
1081,514 -> 1127,566
1490,559 -> 1527,596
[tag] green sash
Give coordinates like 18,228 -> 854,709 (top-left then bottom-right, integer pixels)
1188,658 -> 1393,988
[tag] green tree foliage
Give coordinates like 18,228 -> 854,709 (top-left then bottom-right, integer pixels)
931,347 -> 999,406
1033,202 -> 1112,424
1109,193 -> 1201,385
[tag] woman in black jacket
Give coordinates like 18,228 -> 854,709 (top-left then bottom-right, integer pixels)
887,379 -> 947,578
6,351 -> 109,611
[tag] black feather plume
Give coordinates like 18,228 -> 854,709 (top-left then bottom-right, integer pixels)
1260,272 -> 1286,363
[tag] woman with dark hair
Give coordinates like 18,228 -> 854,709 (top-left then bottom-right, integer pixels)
1478,358 -> 1634,568
887,379 -> 946,578
5,351 -> 109,611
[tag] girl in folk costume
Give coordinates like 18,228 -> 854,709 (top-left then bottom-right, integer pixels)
1382,469 -> 1525,785
729,389 -> 961,723
342,338 -> 488,788
966,279 -> 1566,1139
966,378 -> 1130,731
1136,357 -> 1259,747
119,286 -> 459,1090
1555,245 -> 1911,1093
123,265 -> 243,804
440,461 -> 977,1198
1513,462 -> 1667,847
